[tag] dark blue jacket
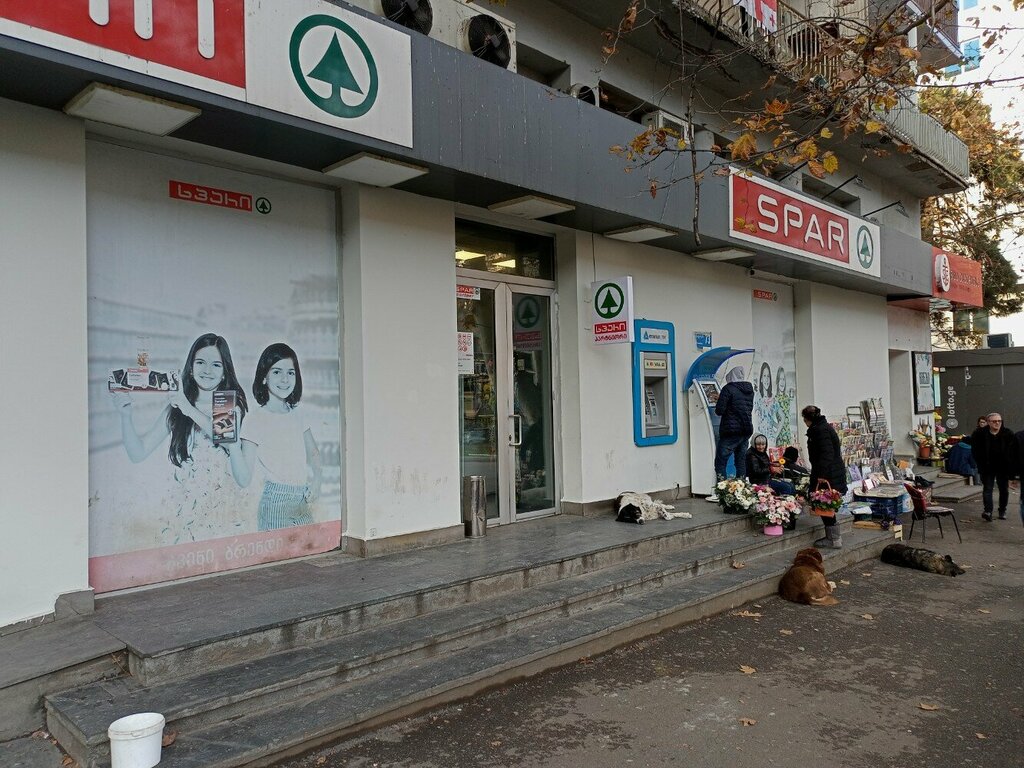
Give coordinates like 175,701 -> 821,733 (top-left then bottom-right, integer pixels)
715,381 -> 754,437
944,441 -> 977,477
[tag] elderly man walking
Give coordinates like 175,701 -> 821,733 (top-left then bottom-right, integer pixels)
970,413 -> 1017,521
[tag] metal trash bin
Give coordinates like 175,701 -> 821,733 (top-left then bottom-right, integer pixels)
462,475 -> 487,538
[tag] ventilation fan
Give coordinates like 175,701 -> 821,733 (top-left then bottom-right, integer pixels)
381,0 -> 433,34
467,14 -> 512,68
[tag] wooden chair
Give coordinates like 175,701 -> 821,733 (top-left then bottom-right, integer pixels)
903,483 -> 961,544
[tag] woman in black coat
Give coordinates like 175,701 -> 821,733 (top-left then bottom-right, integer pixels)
802,405 -> 847,549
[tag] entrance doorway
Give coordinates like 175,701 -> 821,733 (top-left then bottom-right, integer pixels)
457,279 -> 558,525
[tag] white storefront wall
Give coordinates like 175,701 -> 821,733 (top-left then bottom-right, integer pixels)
559,233 -> 755,503
0,100 -> 90,627
888,306 -> 934,454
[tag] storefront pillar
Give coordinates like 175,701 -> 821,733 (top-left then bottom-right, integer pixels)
340,186 -> 463,554
0,100 -> 91,627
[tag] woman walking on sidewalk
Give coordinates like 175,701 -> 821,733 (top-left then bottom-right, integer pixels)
802,405 -> 847,549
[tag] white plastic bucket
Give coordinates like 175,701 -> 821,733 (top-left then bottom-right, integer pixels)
107,712 -> 165,768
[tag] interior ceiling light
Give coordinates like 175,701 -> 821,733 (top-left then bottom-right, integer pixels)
493,259 -> 517,268
64,83 -> 200,135
604,224 -> 677,242
322,152 -> 428,187
693,247 -> 756,262
455,249 -> 486,262
488,195 -> 575,219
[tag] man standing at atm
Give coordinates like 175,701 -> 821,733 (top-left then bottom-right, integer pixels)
714,367 -> 755,481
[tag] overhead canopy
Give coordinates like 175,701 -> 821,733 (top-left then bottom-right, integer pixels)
684,347 -> 754,388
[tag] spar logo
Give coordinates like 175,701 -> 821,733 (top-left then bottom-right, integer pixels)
856,225 -> 875,270
290,15 -> 379,119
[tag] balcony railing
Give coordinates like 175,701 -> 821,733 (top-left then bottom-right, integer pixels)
681,0 -> 969,182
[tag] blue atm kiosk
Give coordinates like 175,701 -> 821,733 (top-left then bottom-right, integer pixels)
684,346 -> 753,495
632,320 -> 677,446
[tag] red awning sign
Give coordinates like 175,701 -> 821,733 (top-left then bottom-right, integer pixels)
932,247 -> 983,307
729,170 -> 881,278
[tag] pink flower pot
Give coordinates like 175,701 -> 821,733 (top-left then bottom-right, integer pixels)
763,524 -> 783,536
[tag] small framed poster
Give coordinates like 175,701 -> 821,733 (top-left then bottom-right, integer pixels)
912,351 -> 935,414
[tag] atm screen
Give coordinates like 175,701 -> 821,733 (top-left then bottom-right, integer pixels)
700,381 -> 720,405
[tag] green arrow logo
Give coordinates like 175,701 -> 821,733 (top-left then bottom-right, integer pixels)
595,283 -> 625,319
516,296 -> 541,328
856,225 -> 874,269
290,15 -> 379,119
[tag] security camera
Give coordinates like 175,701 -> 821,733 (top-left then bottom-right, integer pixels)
749,268 -> 756,277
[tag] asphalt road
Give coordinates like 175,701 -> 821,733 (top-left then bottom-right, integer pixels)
280,495 -> 1024,768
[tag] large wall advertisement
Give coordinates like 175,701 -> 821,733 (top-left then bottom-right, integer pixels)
750,280 -> 798,450
87,142 -> 342,592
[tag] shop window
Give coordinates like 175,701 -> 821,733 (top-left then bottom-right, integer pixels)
455,220 -> 555,280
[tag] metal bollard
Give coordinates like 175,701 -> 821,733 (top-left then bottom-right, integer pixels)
462,475 -> 487,538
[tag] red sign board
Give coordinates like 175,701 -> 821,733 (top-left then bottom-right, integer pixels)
729,171 -> 880,277
752,288 -> 778,301
932,247 -> 983,307
1,0 -> 245,87
169,180 -> 252,212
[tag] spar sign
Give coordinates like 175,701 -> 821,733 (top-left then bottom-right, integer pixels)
729,170 -> 881,278
592,276 -> 635,345
0,0 -> 413,146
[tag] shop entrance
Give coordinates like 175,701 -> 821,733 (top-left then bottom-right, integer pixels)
457,280 -> 558,525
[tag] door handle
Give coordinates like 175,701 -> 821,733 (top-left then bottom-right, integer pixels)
510,414 -> 523,447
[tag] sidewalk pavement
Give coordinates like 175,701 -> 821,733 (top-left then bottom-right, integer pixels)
278,490 -> 1024,768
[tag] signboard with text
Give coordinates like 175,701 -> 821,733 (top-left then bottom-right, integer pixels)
0,0 -> 413,146
932,247 -> 983,307
729,170 -> 881,278
591,276 -> 634,345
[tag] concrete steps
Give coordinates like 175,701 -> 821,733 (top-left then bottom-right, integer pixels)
45,514 -> 892,768
931,473 -> 983,503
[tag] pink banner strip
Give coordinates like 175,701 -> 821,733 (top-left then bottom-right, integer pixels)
89,520 -> 343,593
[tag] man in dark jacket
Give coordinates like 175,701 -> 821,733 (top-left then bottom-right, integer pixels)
970,412 -> 1017,521
714,366 -> 754,480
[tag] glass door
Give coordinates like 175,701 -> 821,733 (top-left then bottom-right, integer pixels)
457,280 -> 557,525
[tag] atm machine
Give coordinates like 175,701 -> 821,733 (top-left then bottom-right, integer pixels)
684,346 -> 753,495
632,320 -> 677,446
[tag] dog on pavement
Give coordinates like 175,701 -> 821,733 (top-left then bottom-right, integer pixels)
778,547 -> 838,606
880,543 -> 966,577
614,492 -> 693,524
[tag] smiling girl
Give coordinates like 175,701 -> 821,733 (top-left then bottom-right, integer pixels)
244,343 -> 323,531
111,333 -> 251,543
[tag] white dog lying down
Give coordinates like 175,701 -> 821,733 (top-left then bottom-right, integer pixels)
614,492 -> 693,524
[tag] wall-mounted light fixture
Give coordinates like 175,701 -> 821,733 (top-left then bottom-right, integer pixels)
64,83 -> 200,135
322,152 -> 428,187
820,174 -> 868,201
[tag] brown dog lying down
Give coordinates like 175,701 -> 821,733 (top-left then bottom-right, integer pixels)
778,547 -> 838,606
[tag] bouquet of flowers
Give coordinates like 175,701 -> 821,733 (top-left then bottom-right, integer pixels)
809,484 -> 844,517
752,485 -> 799,527
907,429 -> 933,450
713,477 -> 756,513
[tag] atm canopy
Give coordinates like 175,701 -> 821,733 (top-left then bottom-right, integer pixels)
683,347 -> 754,388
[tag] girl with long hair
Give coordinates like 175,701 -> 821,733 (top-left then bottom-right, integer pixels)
112,333 -> 251,542
243,343 -> 322,530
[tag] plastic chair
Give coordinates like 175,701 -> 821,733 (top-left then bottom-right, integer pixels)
904,483 -> 961,544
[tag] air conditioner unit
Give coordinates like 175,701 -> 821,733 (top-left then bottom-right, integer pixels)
344,1 -> 516,71
641,110 -> 690,140
344,1 -> 435,35
566,82 -> 600,106
983,333 -> 1014,348
432,0 -> 517,71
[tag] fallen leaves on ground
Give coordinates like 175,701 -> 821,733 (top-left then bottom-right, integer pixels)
918,702 -> 940,711
490,740 -> 503,747
861,614 -> 874,620
162,731 -> 179,748
840,579 -> 851,586
827,581 -> 837,590
734,610 -> 762,618
978,609 -> 991,614
61,758 -> 76,768
739,718 -> 757,726
731,561 -> 746,569
779,629 -> 794,636
579,656 -> 594,665
861,572 -> 873,577
976,732 -> 989,739
739,665 -> 757,674
316,758 -> 327,766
